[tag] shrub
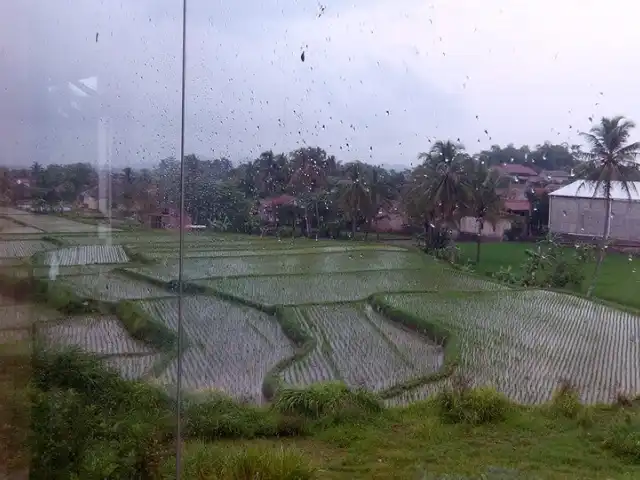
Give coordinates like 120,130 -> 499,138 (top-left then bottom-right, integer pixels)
549,380 -> 582,419
162,442 -> 316,480
602,413 -> 640,463
115,300 -> 178,353
273,382 -> 382,420
435,377 -> 510,425
29,349 -> 174,479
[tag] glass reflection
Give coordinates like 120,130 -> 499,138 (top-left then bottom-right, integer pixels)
2,1 -> 640,478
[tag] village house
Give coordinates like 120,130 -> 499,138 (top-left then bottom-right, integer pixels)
145,207 -> 192,230
548,180 -> 640,244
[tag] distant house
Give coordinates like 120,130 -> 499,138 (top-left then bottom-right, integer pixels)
258,195 -> 297,223
493,164 -> 538,182
145,207 -> 192,230
549,180 -> 640,243
372,201 -> 407,233
540,169 -> 574,185
458,216 -> 512,239
78,187 -> 99,210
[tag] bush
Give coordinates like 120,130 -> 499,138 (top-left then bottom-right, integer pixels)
162,442 -> 316,480
115,300 -> 178,353
549,380 -> 582,419
183,391 -> 267,439
435,378 -> 510,425
29,349 -> 175,479
273,382 -> 382,420
602,413 -> 640,463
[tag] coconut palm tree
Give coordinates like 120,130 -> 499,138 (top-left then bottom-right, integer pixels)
577,116 -> 640,297
467,163 -> 504,264
337,162 -> 370,239
416,140 -> 472,232
365,167 -> 396,240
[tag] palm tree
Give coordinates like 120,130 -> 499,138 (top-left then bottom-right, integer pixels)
338,162 -> 370,239
416,140 -> 471,231
289,147 -> 333,237
577,116 -> 640,297
467,163 -> 503,264
366,167 -> 396,240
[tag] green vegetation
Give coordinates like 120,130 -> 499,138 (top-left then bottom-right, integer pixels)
9,347 -> 640,479
458,241 -> 640,309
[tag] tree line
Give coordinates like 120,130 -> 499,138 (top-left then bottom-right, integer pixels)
2,115 -> 639,294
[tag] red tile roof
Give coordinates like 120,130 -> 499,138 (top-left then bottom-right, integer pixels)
494,164 -> 538,176
261,195 -> 296,207
504,200 -> 531,212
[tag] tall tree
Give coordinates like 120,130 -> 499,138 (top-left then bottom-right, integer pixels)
467,163 -> 504,264
577,116 -> 640,296
366,167 -> 396,240
337,162 -> 370,239
416,140 -> 471,230
288,147 -> 334,236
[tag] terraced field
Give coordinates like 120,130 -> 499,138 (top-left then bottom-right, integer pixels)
379,290 -> 640,404
129,250 -> 429,281
61,273 -> 172,301
0,239 -> 53,258
0,217 -> 42,234
44,245 -> 129,266
0,211 -> 109,233
139,296 -> 293,402
2,223 -> 639,408
195,268 -> 506,306
38,315 -> 152,355
280,304 -> 443,391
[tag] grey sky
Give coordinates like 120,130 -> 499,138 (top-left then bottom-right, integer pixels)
2,0 -> 640,169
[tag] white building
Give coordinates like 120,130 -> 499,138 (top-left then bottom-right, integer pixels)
548,180 -> 640,242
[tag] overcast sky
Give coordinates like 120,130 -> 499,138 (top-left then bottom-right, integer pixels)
2,0 -> 640,169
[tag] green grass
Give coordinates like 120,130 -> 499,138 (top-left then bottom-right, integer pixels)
4,229 -> 640,478
459,241 -> 640,310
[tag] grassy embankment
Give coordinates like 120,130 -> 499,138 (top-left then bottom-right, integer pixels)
458,241 -> 640,310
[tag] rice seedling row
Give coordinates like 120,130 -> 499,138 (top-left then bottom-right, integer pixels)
196,268 -> 505,306
61,273 -> 171,301
0,217 -> 42,234
145,244 -> 407,260
1,213 -> 109,233
0,258 -> 23,267
0,328 -> 30,345
44,245 -> 129,266
37,315 -> 152,355
0,304 -> 60,329
280,304 -> 443,393
131,251 -> 426,282
138,296 -> 293,400
0,239 -> 54,258
381,290 -> 640,404
103,354 -> 161,380
31,264 -> 117,278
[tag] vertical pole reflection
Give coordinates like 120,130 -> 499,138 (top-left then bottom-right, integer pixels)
176,0 -> 188,476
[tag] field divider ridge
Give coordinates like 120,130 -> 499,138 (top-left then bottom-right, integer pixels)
368,293 -> 459,399
0,269 -> 182,377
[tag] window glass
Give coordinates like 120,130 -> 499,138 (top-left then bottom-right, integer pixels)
3,1 -> 640,479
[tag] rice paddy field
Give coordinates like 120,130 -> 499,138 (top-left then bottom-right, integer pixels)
1,224 -> 640,409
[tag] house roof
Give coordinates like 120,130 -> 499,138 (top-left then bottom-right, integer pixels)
548,180 -> 640,201
504,199 -> 531,212
494,164 -> 538,176
261,195 -> 296,207
541,170 -> 571,178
